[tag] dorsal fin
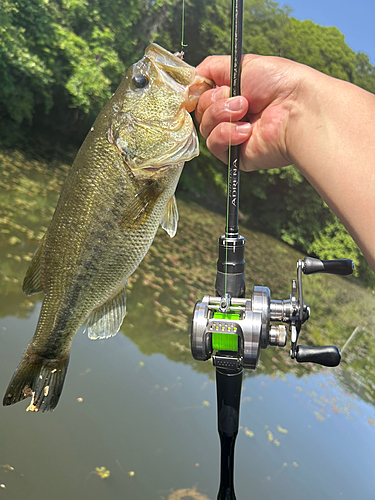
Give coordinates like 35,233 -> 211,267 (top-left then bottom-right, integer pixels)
22,235 -> 46,296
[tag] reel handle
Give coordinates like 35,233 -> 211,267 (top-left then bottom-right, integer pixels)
303,257 -> 354,276
296,345 -> 341,367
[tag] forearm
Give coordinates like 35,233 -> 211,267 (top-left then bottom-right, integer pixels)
288,69 -> 375,269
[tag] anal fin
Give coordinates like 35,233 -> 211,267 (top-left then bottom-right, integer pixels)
161,195 -> 179,238
84,284 -> 127,340
23,235 -> 46,296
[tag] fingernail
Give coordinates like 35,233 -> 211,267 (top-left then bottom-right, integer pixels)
236,123 -> 251,135
225,97 -> 243,111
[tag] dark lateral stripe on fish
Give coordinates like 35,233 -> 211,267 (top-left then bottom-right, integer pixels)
3,354 -> 70,412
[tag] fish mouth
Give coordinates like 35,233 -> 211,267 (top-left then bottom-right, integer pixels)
145,44 -> 214,112
146,44 -> 196,85
186,74 -> 214,112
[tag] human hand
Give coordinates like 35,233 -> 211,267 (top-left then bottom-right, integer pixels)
196,53 -> 375,271
195,54 -> 315,171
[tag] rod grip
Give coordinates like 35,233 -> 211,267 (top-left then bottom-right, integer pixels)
296,345 -> 341,367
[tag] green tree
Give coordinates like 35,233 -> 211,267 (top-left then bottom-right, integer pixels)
0,0 -> 175,145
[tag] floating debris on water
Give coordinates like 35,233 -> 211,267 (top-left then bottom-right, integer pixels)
26,395 -> 39,412
94,467 -> 110,479
264,427 -> 282,446
0,465 -> 14,471
168,488 -> 210,500
277,425 -> 288,434
314,411 -> 325,422
202,400 -> 210,408
244,427 -> 254,438
128,471 -> 135,477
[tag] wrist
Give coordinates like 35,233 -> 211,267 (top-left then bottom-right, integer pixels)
286,65 -> 332,168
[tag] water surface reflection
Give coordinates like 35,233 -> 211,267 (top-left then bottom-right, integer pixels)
1,150 -> 375,499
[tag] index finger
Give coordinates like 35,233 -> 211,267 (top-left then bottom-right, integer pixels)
196,56 -> 231,87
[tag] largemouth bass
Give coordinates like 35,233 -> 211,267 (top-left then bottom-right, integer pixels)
3,44 -> 212,412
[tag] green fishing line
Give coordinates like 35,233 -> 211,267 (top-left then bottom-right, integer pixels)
180,0 -> 187,55
224,0 -> 237,300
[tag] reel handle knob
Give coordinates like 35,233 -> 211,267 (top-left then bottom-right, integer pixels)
296,345 -> 341,367
302,257 -> 354,276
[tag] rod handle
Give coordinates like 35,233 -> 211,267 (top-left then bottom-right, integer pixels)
296,345 -> 341,367
303,257 -> 354,276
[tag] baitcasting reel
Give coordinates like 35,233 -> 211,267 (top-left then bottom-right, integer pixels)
191,256 -> 354,371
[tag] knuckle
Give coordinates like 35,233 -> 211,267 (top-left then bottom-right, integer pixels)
199,122 -> 207,139
217,122 -> 229,142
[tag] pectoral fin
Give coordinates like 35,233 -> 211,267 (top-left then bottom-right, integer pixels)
119,181 -> 162,231
22,235 -> 46,296
161,195 -> 179,238
85,284 -> 127,340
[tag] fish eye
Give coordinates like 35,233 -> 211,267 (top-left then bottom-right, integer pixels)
132,74 -> 149,89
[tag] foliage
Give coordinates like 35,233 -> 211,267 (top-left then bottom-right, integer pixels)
281,19 -> 356,80
157,0 -> 293,65
309,217 -> 361,268
310,217 -> 375,287
179,135 -> 227,197
239,166 -> 329,247
0,0 -> 173,144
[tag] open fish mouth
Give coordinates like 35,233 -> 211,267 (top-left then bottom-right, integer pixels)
146,44 -> 214,112
186,73 -> 214,112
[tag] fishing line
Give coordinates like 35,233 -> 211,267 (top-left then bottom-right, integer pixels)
224,0 -> 243,301
180,0 -> 187,58
224,0 -> 235,301
224,96 -> 233,300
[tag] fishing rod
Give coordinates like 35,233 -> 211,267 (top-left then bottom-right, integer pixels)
190,0 -> 354,498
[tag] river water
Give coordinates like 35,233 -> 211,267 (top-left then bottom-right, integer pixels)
1,150 -> 375,499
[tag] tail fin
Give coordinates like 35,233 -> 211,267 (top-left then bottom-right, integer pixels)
3,352 -> 69,412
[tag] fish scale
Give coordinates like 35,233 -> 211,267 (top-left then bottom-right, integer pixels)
3,44 -> 213,412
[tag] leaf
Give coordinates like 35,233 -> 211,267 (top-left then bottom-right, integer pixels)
94,467 -> 110,479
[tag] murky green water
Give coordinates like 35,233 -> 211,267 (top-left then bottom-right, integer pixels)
1,150 -> 375,499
